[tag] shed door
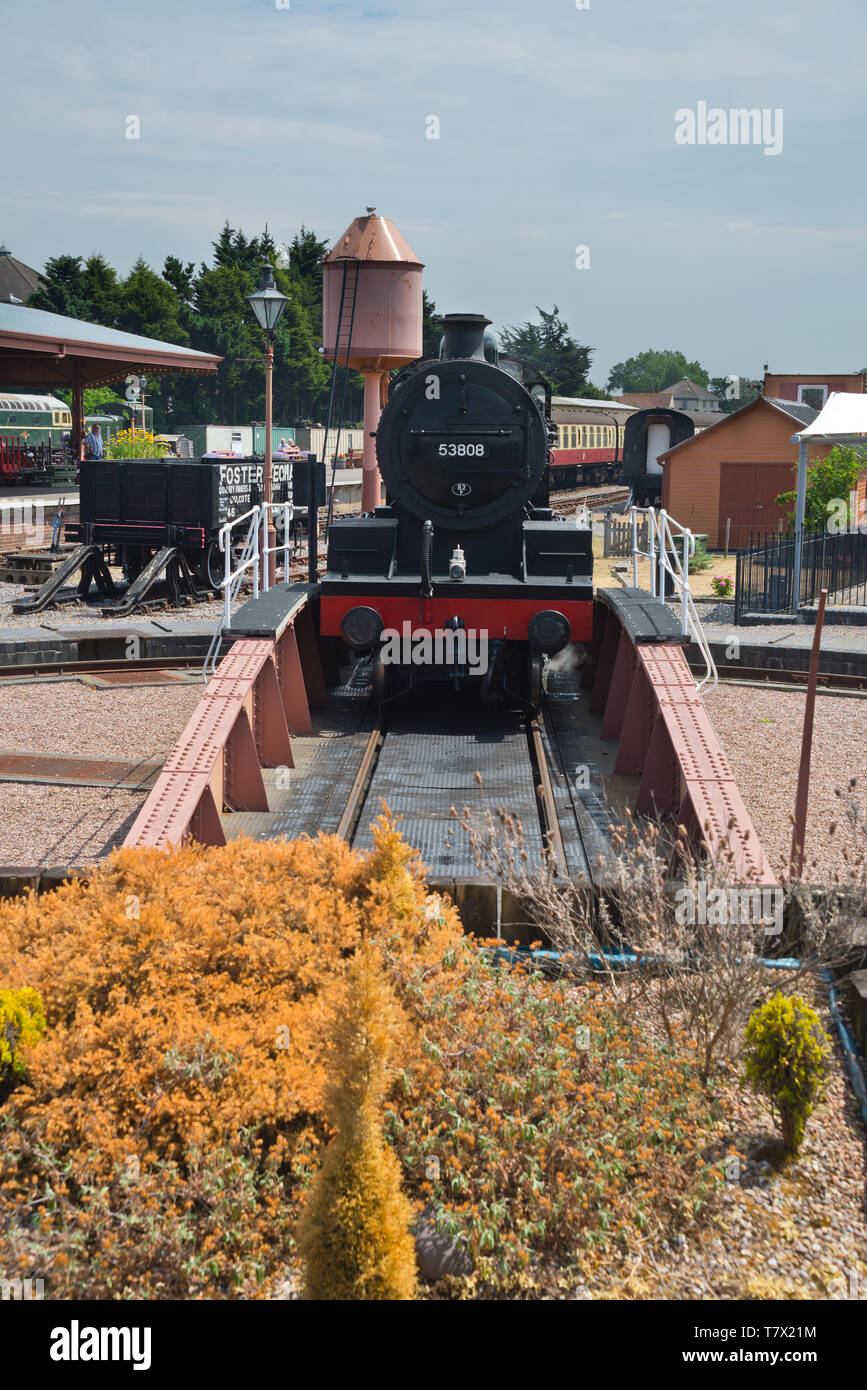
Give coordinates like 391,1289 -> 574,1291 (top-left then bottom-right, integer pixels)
646,422 -> 669,475
719,463 -> 795,547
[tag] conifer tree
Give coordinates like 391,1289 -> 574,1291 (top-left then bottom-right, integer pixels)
297,947 -> 417,1301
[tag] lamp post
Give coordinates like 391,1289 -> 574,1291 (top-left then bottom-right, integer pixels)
246,261 -> 289,586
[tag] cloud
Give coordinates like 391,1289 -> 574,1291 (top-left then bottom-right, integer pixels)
1,0 -> 864,380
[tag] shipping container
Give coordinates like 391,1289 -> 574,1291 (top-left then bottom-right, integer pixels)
177,425 -> 296,457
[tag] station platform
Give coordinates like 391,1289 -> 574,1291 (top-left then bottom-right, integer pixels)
0,619 -> 217,668
685,602 -> 867,679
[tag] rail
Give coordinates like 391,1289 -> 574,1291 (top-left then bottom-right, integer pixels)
629,505 -> 717,694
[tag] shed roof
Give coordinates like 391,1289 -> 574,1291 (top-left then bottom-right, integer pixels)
661,377 -> 719,401
552,395 -> 635,413
656,394 -> 819,464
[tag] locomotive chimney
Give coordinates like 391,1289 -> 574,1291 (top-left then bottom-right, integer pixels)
439,313 -> 491,362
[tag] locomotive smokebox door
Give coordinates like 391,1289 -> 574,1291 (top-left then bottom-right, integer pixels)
377,358 -> 548,530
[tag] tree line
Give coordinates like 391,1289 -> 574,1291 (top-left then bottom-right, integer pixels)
31,225 -> 343,430
27,223 -> 772,428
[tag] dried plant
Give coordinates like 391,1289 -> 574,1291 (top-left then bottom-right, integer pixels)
461,788 -> 862,1085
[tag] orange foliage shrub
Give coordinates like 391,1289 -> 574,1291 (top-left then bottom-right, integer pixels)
0,812 -> 720,1299
0,816 -> 462,1298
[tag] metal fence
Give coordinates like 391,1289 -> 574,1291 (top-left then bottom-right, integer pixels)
735,528 -> 867,622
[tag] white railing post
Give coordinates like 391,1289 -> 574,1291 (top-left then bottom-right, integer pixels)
682,529 -> 691,638
281,501 -> 292,581
657,508 -> 667,600
204,505 -> 263,680
256,501 -> 294,586
623,503 -> 717,695
223,521 -> 232,634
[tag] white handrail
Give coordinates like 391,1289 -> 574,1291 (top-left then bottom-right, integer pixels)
258,500 -> 294,591
629,505 -> 718,694
203,506 -> 262,681
201,501 -> 296,681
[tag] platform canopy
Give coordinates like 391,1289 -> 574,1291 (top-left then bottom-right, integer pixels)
793,390 -> 867,444
0,301 -> 221,455
0,301 -> 221,392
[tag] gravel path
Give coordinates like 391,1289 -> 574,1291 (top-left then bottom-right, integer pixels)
0,785 -> 143,866
704,685 -> 867,881
0,681 -> 205,865
586,986 -> 867,1300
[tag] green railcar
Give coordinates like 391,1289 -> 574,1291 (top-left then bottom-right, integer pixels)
0,392 -> 73,449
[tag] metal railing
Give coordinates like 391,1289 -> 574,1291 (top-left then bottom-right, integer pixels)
735,527 -> 867,623
203,501 -> 294,680
629,506 -> 718,693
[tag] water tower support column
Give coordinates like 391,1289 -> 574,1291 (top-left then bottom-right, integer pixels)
361,370 -> 385,511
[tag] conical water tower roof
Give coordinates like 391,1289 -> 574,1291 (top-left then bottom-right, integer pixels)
324,210 -> 423,267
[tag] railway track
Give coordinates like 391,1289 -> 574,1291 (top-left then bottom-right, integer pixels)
552,484 -> 631,512
332,689 -> 584,882
0,655 -> 201,685
703,663 -> 867,695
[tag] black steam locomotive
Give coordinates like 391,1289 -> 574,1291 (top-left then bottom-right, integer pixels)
319,314 -> 594,708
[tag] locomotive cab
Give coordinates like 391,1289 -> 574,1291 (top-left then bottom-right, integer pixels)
320,313 -> 594,709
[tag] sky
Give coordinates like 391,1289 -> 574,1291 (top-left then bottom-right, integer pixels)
3,0 -> 866,386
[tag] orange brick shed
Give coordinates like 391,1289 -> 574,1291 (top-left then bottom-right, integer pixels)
657,396 -> 847,549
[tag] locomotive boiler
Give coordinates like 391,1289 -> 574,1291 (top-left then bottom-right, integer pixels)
319,313 -> 594,708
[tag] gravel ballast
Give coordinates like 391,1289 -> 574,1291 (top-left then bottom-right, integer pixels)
0,784 -> 143,865
0,681 -> 204,762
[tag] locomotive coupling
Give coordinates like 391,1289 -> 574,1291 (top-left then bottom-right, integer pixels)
527,609 -> 571,655
448,546 -> 467,581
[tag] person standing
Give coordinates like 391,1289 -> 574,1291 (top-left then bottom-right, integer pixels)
84,423 -> 104,459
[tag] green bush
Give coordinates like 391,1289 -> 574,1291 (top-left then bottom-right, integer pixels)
0,987 -> 45,1091
743,993 -> 830,1153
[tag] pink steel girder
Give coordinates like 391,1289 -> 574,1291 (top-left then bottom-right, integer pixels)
124,607 -> 325,850
601,633 -> 774,884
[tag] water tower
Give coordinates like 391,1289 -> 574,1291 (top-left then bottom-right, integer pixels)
322,208 -> 423,511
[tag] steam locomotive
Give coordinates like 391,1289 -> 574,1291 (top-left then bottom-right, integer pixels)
319,314 -> 594,709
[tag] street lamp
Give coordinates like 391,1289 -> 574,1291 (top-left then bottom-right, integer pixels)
246,261 -> 289,585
